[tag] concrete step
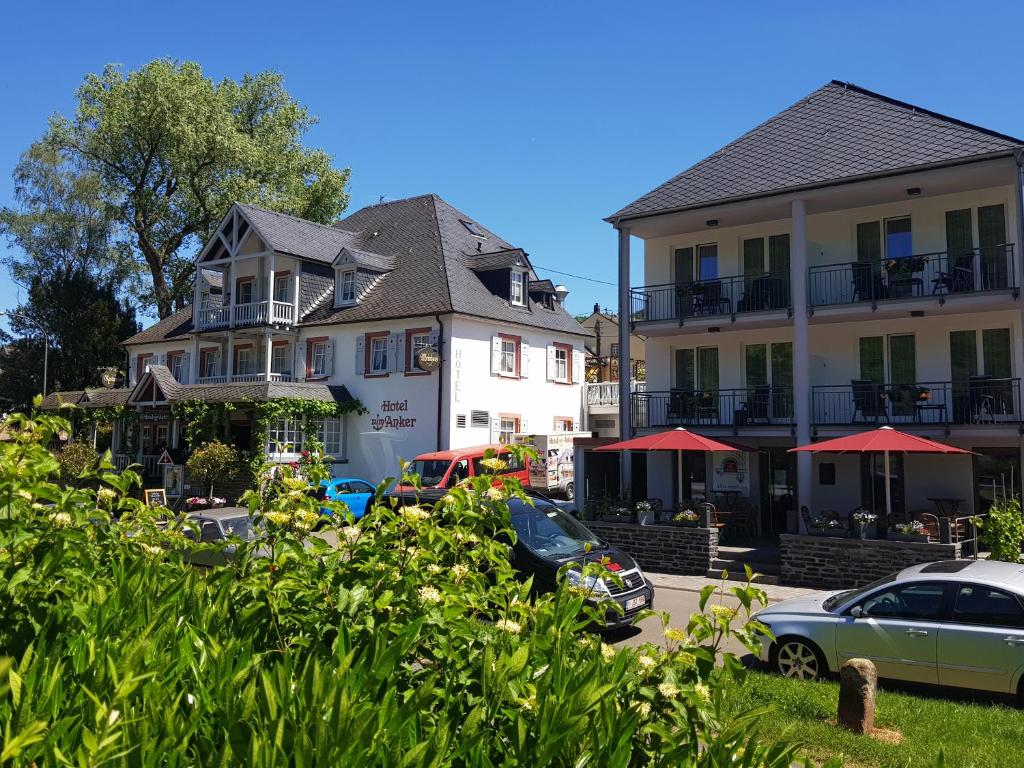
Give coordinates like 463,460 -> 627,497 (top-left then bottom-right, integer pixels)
706,567 -> 780,586
711,558 -> 780,575
716,545 -> 780,563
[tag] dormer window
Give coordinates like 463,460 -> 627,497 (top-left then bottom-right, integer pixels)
510,271 -> 526,306
338,269 -> 357,305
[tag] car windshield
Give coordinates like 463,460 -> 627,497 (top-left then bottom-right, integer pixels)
822,572 -> 899,612
509,500 -> 602,558
219,516 -> 261,541
407,459 -> 452,487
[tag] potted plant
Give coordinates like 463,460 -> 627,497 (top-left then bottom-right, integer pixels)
672,509 -> 700,527
808,517 -> 846,537
851,509 -> 878,540
890,520 -> 929,543
185,441 -> 239,502
635,500 -> 654,526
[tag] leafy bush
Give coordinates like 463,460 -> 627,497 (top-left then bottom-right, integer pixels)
184,439 -> 238,497
980,498 -> 1024,563
0,406 -> 812,766
56,440 -> 99,485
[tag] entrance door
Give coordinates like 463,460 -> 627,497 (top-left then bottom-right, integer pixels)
759,449 -> 796,534
680,451 -> 707,502
631,453 -> 648,503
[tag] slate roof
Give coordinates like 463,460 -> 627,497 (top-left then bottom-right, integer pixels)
299,263 -> 335,315
39,391 -> 86,409
233,204 -> 359,263
123,306 -> 193,346
611,80 -> 1024,221
335,246 -> 398,272
469,248 -> 529,272
125,365 -> 355,405
83,389 -> 132,407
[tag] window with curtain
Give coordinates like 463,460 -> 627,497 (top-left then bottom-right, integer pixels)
743,238 -> 764,300
745,344 -> 768,392
857,222 -> 882,263
698,346 -> 719,418
768,234 -> 790,274
885,217 -> 913,259
697,244 -> 718,280
983,327 -> 1014,415
950,329 -> 979,423
674,348 -> 694,391
771,342 -> 794,418
945,209 -> 973,261
888,334 -> 917,417
859,337 -> 884,384
674,247 -> 693,285
979,204 -> 1007,289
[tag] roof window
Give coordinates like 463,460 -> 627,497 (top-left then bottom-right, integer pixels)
460,219 -> 486,238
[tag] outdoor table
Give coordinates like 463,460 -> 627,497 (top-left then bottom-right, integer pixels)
914,402 -> 947,423
928,497 -> 965,516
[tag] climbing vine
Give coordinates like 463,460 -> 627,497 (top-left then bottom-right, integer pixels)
74,405 -> 139,454
171,400 -> 236,450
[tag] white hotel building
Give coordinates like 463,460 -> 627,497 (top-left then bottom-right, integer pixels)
611,81 -> 1024,534
47,194 -> 587,488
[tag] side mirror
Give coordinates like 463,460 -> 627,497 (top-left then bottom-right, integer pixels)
850,606 -> 864,619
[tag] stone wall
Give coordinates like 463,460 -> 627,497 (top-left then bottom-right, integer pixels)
780,534 -> 962,589
585,522 -> 718,576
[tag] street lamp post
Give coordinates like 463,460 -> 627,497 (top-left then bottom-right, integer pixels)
0,311 -> 49,397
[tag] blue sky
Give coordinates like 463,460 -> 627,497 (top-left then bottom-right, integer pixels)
2,0 -> 1023,325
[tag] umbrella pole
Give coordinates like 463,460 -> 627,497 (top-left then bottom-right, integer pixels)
884,450 -> 893,525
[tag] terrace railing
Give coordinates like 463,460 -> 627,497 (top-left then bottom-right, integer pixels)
585,379 -> 647,407
808,245 -> 1016,307
811,378 -> 1021,426
633,387 -> 794,429
631,270 -> 791,323
195,299 -> 298,331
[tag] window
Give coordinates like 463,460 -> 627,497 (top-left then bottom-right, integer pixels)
885,217 -> 912,259
201,348 -> 220,379
136,353 -> 154,381
472,450 -> 525,475
309,340 -> 329,377
272,272 -> 291,303
460,219 -> 486,237
338,270 -> 356,304
510,271 -> 525,306
553,343 -> 570,383
268,418 -> 303,454
554,417 -> 574,432
235,346 -> 255,375
236,277 -> 254,305
319,417 -> 346,459
167,351 -> 185,381
951,584 -> 1024,627
697,243 -> 718,280
610,343 -> 620,357
406,328 -> 431,373
271,343 -> 290,375
498,416 -> 519,444
856,582 -> 951,621
470,410 -> 490,428
499,336 -> 519,377
368,334 -> 388,375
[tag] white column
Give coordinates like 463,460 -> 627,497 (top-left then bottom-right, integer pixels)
193,264 -> 202,330
226,331 -> 235,382
268,251 -> 276,322
190,334 -> 200,384
616,225 -> 632,498
264,332 -> 274,381
292,270 -> 301,325
226,258 -> 235,328
791,199 -> 812,523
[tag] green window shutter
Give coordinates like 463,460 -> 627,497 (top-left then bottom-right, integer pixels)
768,234 -> 790,274
982,328 -> 1011,379
859,337 -> 884,384
978,204 -> 1007,289
698,347 -> 719,392
888,335 -> 916,385
770,341 -> 793,418
743,239 -> 765,275
745,344 -> 767,391
675,348 -> 695,391
673,247 -> 694,287
856,222 -> 881,263
949,331 -> 978,384
944,209 -> 973,260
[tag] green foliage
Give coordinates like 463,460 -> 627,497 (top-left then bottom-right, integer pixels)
171,399 -> 235,449
0,406 -> 812,766
56,440 -> 99,486
979,498 -> 1024,563
184,440 -> 239,497
39,59 -> 351,318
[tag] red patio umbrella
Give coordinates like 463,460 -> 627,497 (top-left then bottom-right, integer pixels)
596,427 -> 739,453
789,426 -> 972,522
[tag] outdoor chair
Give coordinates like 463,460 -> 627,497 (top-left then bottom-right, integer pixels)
851,379 -> 887,422
692,280 -> 731,315
851,262 -> 887,302
667,389 -> 696,423
968,375 -> 995,424
746,385 -> 771,424
701,502 -> 728,541
932,253 -> 974,295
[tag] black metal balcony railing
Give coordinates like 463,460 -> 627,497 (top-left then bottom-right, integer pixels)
631,270 -> 790,323
633,387 -> 795,429
811,379 -> 1021,426
807,245 -> 1016,307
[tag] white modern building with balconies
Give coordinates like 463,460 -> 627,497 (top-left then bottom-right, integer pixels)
610,81 -> 1024,535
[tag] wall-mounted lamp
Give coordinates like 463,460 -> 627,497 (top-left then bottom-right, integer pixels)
910,310 -> 925,318
906,187 -> 921,197
705,219 -> 719,227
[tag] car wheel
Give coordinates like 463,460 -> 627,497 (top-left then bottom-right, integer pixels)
564,482 -> 574,502
771,637 -> 827,681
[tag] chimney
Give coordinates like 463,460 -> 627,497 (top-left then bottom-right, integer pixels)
554,285 -> 569,305
593,302 -> 600,314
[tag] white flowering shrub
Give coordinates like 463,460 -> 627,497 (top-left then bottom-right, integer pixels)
0,406 -> 818,766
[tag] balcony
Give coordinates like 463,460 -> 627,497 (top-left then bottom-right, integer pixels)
196,372 -> 296,385
808,246 -> 1016,308
633,386 -> 794,430
195,299 -> 297,331
811,378 -> 1021,426
631,270 -> 790,325
585,380 -> 646,408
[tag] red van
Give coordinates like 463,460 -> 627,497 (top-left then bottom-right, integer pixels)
401,445 -> 530,490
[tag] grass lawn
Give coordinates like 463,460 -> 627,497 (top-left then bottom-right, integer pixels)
725,670 -> 1024,767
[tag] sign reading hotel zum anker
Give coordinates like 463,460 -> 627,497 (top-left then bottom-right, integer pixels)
370,399 -> 418,432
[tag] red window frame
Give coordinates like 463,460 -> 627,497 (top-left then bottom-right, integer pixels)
165,350 -> 185,380
405,327 -> 432,375
554,416 -> 575,431
552,342 -> 572,384
305,336 -> 329,380
364,331 -> 390,378
136,353 -> 154,381
271,270 -> 291,302
235,276 -> 255,304
232,342 -> 255,375
498,333 -> 521,379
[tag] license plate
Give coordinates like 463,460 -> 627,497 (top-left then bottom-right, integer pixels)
625,595 -> 646,611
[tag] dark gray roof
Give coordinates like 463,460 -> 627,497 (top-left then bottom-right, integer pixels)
123,306 -> 193,346
529,279 -> 556,294
39,391 -> 86,409
299,263 -> 335,317
335,246 -> 398,272
127,365 -> 355,405
469,248 -> 529,272
83,389 -> 131,407
611,81 -> 1024,221
234,204 -> 360,263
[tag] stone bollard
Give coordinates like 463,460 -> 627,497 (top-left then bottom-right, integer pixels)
837,658 -> 876,734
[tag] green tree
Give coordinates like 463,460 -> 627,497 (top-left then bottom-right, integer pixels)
40,59 -> 350,318
0,267 -> 139,408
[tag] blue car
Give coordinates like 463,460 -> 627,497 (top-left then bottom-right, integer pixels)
317,478 -> 376,519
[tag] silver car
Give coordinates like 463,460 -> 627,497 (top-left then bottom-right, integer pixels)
755,560 -> 1024,700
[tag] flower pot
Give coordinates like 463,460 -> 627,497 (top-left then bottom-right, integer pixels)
637,509 -> 654,526
673,519 -> 700,528
853,521 -> 877,540
808,528 -> 846,537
